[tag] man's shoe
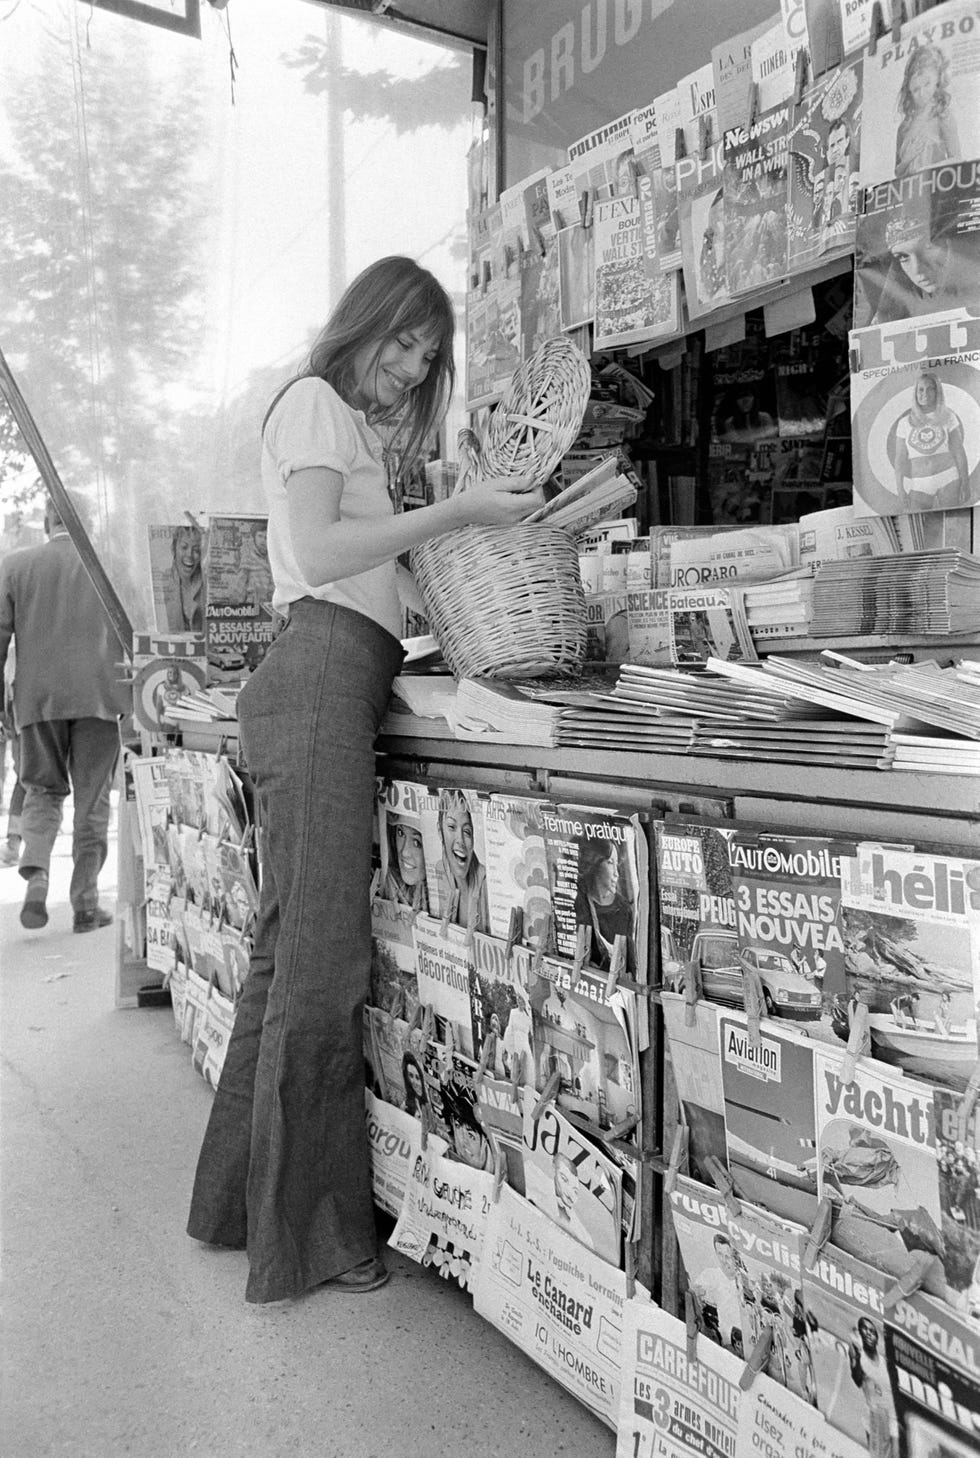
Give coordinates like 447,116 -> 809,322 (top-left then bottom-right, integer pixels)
20,872 -> 49,929
73,906 -> 114,934
320,1257 -> 390,1293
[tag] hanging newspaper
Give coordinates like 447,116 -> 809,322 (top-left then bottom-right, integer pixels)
369,895 -> 419,1017
592,196 -> 679,351
204,515 -> 275,681
378,778 -> 436,915
473,1181 -> 636,1428
389,1124 -> 493,1289
520,1089 -> 623,1268
859,0 -> 980,190
839,842 -> 980,1090
787,62 -> 863,274
482,793 -> 552,949
364,1089 -> 443,1219
468,930 -> 535,1080
363,1005 -> 412,1109
677,137 -> 731,320
661,991 -> 729,1180
849,311 -> 980,517
540,804 -> 648,981
933,1085 -> 980,1313
412,912 -> 478,1058
420,786 -> 490,934
885,1291 -> 980,1458
721,100 -> 792,296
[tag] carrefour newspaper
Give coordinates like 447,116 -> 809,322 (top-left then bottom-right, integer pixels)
473,1181 -> 638,1428
389,1125 -> 494,1291
616,1302 -> 867,1458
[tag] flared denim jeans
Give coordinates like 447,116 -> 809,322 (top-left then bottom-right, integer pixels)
187,599 -> 403,1302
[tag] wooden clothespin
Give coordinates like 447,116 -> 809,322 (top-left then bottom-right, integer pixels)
698,111 -> 713,156
422,1003 -> 436,1046
803,1197 -> 834,1271
868,1 -> 888,55
674,127 -> 687,162
532,912 -> 551,975
492,1145 -> 508,1204
684,1292 -> 699,1362
369,866 -> 382,907
625,1241 -> 638,1301
510,1050 -> 525,1106
739,1326 -> 774,1391
608,1112 -> 639,1142
747,82 -> 761,131
605,934 -> 628,1002
883,1251 -> 944,1313
664,1123 -> 689,1197
892,0 -> 907,44
579,188 -> 593,231
184,509 -> 203,531
440,887 -> 459,939
841,996 -> 871,1084
742,967 -> 766,1047
505,905 -> 523,961
475,1032 -> 497,1090
793,45 -> 809,107
532,1069 -> 562,1124
463,892 -> 480,948
419,1102 -> 431,1151
684,959 -> 702,1028
705,1156 -> 741,1218
957,1060 -> 980,1144
572,923 -> 592,976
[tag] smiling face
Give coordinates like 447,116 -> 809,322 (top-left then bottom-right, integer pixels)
554,1158 -> 580,1212
453,1118 -> 489,1169
174,528 -> 201,578
915,374 -> 939,410
350,326 -> 440,414
441,803 -> 474,885
393,820 -> 425,887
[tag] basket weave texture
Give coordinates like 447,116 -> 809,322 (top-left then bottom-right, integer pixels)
411,523 -> 587,680
480,337 -> 592,486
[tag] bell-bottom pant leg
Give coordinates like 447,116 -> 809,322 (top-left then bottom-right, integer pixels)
187,603 -> 401,1303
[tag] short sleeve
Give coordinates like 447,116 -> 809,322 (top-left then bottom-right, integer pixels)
265,377 -> 359,483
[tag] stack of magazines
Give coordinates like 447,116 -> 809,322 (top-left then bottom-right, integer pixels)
808,550 -> 980,637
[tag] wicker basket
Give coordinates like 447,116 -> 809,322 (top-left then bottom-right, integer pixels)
411,523 -> 587,680
410,338 -> 592,680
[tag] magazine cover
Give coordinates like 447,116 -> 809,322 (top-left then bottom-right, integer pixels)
805,0 -> 846,74
713,19 -> 773,139
934,1086 -> 980,1316
529,955 -> 639,1134
419,786 -> 490,934
885,1291 -> 980,1457
859,0 -> 980,190
485,201 -> 522,398
369,895 -> 419,1017
677,138 -> 731,320
145,864 -> 174,978
363,1004 -> 412,1109
389,1125 -> 494,1289
468,930 -> 535,1079
801,1244 -> 899,1456
677,61 -> 717,158
670,1174 -> 814,1397
592,195 -> 678,351
483,793 -> 553,948
849,312 -> 980,516
411,912 -> 478,1057
557,223 -> 596,331
728,829 -> 857,1040
568,110 -> 638,209
519,234 -> 561,359
546,163 -> 578,232
521,1089 -> 623,1267
629,99 -> 680,286
751,16 -> 796,113
378,778 -> 436,914
475,1072 -> 526,1195
668,586 -> 758,665
473,1181 -> 634,1428
721,100 -> 792,297
625,588 -> 671,667
204,515 -> 275,680
813,1045 -> 943,1241
661,991 -> 729,1179
654,819 -> 737,998
129,755 -> 172,879
787,62 -> 863,274
854,159 -> 980,328
147,521 -> 204,636
839,0 -> 892,57
719,1010 -> 821,1228
539,803 -> 647,979
364,1089 -> 443,1219
839,842 -> 980,1089
217,839 -> 258,932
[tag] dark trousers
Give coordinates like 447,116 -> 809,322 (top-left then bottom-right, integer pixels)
18,717 -> 119,912
187,600 -> 403,1303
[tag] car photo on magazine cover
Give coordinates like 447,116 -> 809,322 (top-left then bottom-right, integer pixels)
662,927 -> 823,1020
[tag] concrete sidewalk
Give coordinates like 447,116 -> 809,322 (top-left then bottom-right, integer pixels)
0,799 -> 614,1458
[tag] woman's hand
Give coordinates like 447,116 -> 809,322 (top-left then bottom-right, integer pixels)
457,474 -> 544,527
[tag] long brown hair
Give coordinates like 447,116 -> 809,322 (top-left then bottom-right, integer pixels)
264,256 -> 455,474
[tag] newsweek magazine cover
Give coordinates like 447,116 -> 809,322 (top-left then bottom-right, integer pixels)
839,843 -> 980,1089
661,991 -> 729,1180
389,1125 -> 495,1290
528,955 -> 640,1135
368,895 -> 419,1017
473,1181 -> 635,1428
787,62 -> 863,274
858,0 -> 980,191
592,196 -> 678,352
539,803 -> 647,980
204,515 -> 275,681
412,912 -> 478,1058
668,586 -> 758,665
801,1243 -> 899,1455
670,1174 -> 814,1398
814,1045 -> 943,1239
933,1086 -> 980,1315
521,1089 -> 623,1268
719,1011 -> 821,1229
483,793 -> 553,948
419,786 -> 490,934
378,778 -> 435,914
468,930 -> 535,1080
677,138 -> 731,321
854,160 -> 980,329
728,829 -> 856,1040
849,312 -> 980,517
721,101 -> 791,297
885,1291 -> 980,1457
364,1089 -> 444,1219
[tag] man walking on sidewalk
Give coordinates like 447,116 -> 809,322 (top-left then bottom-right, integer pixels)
0,498 -> 130,932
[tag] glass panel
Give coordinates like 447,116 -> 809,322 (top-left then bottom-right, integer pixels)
0,0 -> 471,634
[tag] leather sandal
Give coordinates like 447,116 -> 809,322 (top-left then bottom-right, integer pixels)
321,1257 -> 390,1293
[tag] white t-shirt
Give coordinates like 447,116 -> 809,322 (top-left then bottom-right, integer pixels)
261,376 -> 402,638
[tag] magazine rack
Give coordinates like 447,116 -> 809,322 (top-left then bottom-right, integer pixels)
411,337 -> 591,679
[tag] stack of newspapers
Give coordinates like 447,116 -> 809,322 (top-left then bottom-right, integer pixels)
808,550 -> 980,637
